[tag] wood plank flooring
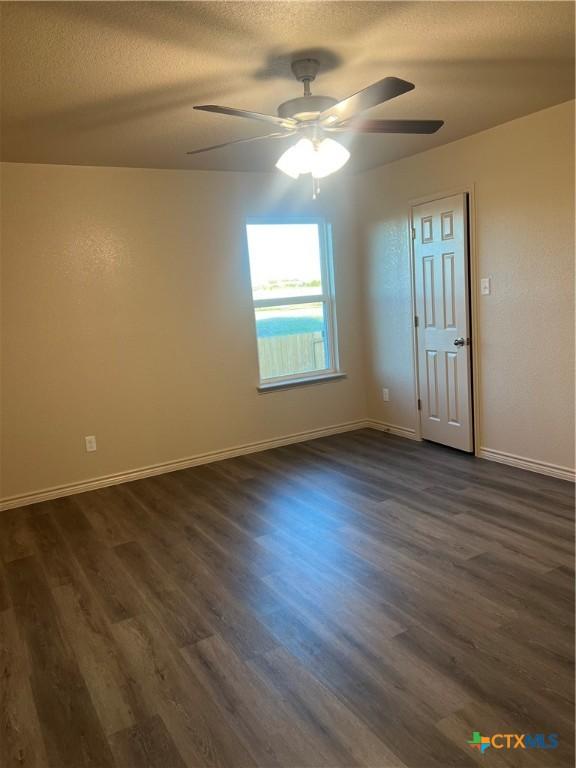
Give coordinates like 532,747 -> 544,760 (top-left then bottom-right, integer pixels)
1,429 -> 573,768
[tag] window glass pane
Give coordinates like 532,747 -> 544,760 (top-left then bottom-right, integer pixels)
255,303 -> 330,380
247,223 -> 323,300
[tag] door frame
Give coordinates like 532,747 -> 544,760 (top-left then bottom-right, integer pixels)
408,185 -> 481,455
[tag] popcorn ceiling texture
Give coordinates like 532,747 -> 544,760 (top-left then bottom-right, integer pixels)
1,1 -> 574,172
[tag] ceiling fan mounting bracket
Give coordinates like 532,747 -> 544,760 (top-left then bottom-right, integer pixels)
291,58 -> 320,84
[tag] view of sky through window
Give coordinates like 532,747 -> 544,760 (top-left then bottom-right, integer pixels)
246,221 -> 336,383
246,223 -> 323,300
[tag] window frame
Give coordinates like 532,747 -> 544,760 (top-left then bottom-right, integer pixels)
245,216 -> 342,390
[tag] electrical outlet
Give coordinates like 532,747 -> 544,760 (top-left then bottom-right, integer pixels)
85,435 -> 97,453
382,388 -> 390,402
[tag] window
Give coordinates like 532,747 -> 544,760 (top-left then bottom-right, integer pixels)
246,219 -> 340,388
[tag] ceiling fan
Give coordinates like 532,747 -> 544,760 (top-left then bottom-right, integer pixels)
187,58 -> 444,194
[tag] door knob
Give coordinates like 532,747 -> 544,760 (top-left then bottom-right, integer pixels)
453,337 -> 466,347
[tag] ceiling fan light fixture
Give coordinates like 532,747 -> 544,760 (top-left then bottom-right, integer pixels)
311,138 -> 350,178
275,138 -> 314,179
276,137 -> 350,180
190,67 -> 443,177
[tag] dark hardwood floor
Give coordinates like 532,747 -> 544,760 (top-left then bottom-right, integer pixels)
1,429 -> 574,768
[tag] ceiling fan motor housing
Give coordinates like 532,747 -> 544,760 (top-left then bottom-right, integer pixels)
278,58 -> 338,121
278,95 -> 338,121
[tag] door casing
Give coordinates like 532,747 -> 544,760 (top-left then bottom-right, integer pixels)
408,185 -> 481,455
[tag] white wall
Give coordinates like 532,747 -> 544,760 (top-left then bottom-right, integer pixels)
357,100 -> 575,473
0,164 -> 367,502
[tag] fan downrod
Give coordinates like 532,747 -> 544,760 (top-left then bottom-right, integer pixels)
291,58 -> 321,94
278,58 -> 337,120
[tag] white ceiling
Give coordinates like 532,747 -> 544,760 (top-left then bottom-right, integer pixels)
1,1 -> 574,173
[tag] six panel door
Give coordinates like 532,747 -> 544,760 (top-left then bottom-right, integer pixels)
413,193 -> 473,452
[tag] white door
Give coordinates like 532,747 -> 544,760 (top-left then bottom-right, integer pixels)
412,193 -> 473,452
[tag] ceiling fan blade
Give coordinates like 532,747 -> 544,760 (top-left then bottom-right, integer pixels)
318,77 -> 415,126
186,132 -> 291,156
194,104 -> 296,130
328,119 -> 444,134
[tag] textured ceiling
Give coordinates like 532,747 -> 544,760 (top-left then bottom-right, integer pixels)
1,1 -> 574,173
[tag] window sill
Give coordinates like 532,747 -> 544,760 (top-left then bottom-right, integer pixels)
258,372 -> 347,393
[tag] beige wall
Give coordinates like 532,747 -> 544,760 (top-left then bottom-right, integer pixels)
357,100 -> 575,472
2,100 -> 574,503
1,164 -> 367,501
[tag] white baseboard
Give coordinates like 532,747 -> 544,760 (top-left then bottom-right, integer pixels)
0,419 -> 369,511
365,419 -> 420,441
12,421 -> 568,511
478,447 -> 575,482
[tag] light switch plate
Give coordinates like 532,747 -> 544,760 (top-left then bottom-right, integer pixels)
480,277 -> 491,296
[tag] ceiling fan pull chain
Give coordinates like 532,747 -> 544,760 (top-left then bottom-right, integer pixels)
312,176 -> 321,200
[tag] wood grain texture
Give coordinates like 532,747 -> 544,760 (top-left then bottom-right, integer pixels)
0,429 -> 573,767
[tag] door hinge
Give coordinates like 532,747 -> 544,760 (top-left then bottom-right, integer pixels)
414,315 -> 419,328
417,398 -> 422,411
411,227 -> 416,240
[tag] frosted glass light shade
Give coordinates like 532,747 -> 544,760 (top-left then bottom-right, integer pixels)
310,138 -> 350,178
275,138 -> 315,179
276,138 -> 350,179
